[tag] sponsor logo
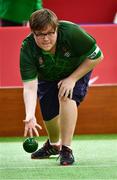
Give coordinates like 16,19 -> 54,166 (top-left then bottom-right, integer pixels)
39,57 -> 44,65
87,46 -> 100,59
88,52 -> 97,59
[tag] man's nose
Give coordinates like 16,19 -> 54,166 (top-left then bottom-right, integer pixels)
43,34 -> 49,40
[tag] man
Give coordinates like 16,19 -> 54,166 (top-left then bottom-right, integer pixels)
20,8 -> 104,166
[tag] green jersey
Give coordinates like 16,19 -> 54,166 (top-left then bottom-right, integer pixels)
20,21 -> 101,81
0,0 -> 42,23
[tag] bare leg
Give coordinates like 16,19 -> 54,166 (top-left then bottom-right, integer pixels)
31,115 -> 60,159
44,115 -> 60,143
59,98 -> 78,146
31,99 -> 77,162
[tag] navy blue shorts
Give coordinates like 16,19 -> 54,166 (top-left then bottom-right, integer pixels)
37,71 -> 92,121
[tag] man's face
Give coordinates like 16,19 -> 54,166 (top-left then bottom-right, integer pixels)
33,24 -> 57,53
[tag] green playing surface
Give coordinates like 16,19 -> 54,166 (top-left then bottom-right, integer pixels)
0,134 -> 117,180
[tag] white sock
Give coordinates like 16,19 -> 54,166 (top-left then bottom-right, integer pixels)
49,139 -> 61,146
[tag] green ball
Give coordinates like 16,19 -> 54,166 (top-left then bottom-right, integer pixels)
23,137 -> 38,153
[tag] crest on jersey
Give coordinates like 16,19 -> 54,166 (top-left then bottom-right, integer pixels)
62,47 -> 71,57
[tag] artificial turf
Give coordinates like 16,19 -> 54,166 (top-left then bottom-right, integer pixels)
0,134 -> 117,180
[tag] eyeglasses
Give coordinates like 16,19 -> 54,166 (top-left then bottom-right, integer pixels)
34,30 -> 56,39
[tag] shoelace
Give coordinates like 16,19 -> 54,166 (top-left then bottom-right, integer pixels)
38,141 -> 50,152
40,141 -> 59,154
57,149 -> 72,161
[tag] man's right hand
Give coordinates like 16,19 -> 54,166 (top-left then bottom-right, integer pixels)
23,118 -> 42,137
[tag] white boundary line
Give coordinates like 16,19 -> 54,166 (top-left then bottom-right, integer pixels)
0,163 -> 117,170
90,83 -> 117,87
0,84 -> 117,89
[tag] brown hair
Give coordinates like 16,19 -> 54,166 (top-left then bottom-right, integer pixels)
29,8 -> 58,32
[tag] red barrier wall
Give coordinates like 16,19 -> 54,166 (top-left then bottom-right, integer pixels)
0,27 -> 30,87
0,25 -> 117,87
43,0 -> 117,24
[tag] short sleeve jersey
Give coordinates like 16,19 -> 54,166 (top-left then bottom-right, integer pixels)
20,21 -> 101,82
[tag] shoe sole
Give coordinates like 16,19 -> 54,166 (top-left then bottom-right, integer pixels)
31,156 -> 50,159
60,159 -> 75,165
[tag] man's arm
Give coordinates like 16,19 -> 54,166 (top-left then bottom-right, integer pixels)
69,52 -> 104,82
58,52 -> 104,99
23,78 -> 38,121
23,78 -> 42,137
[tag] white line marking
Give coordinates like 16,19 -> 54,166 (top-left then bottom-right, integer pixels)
0,163 -> 117,170
88,76 -> 99,86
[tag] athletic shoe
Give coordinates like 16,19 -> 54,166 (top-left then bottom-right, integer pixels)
31,139 -> 60,159
59,145 -> 75,165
